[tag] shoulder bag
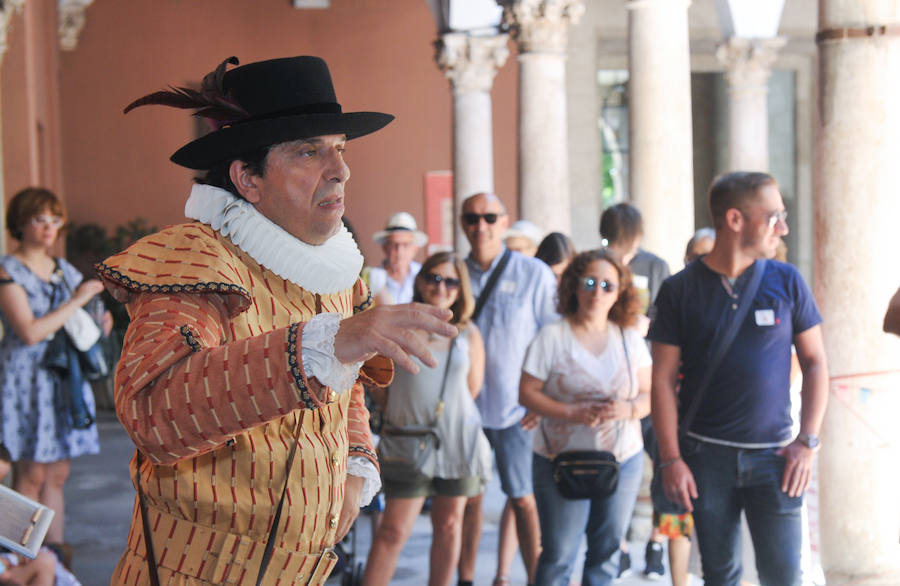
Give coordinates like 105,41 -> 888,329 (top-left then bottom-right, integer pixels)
41,261 -> 108,429
545,325 -> 632,500
378,337 -> 455,482
650,259 -> 767,514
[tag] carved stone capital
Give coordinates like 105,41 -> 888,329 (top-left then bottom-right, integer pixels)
498,0 -> 585,54
0,0 -> 26,64
58,0 -> 94,51
716,37 -> 786,96
436,33 -> 509,94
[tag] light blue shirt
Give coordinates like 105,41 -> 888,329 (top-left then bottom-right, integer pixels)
367,260 -> 421,304
466,248 -> 559,429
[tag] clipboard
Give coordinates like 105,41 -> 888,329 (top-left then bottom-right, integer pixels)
0,483 -> 54,559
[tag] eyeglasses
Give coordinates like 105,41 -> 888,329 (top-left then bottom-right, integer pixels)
764,210 -> 788,230
30,215 -> 64,228
462,213 -> 504,226
421,272 -> 461,289
580,277 -> 617,293
739,208 -> 788,230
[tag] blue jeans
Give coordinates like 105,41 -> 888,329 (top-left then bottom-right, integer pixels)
685,440 -> 803,586
533,451 -> 643,586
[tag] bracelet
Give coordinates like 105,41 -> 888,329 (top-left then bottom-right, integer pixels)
658,456 -> 682,470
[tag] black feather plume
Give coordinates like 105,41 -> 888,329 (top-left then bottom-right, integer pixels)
123,57 -> 248,130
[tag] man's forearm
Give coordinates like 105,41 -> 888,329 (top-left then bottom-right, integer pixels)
651,379 -> 681,461
799,358 -> 829,437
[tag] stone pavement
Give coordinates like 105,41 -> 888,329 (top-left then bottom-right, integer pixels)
65,411 -> 700,585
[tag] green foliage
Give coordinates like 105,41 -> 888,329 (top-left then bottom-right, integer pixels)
65,218 -> 158,344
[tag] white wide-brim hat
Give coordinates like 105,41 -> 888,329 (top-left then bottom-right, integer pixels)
503,220 -> 543,247
373,211 -> 428,247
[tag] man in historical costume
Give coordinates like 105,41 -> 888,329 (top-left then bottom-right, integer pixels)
97,56 -> 455,585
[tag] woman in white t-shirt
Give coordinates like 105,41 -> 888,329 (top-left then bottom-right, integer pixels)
520,249 -> 652,586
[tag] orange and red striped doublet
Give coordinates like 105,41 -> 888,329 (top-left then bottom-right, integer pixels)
98,223 -> 390,585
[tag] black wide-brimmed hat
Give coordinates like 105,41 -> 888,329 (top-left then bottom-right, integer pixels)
125,56 -> 394,170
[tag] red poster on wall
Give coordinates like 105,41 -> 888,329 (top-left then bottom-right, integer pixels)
424,171 -> 453,255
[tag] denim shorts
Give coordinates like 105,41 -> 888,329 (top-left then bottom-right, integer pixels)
483,422 -> 535,499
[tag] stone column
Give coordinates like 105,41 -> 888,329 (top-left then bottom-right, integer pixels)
436,32 -> 509,251
815,3 -> 900,584
626,0 -> 694,272
0,0 -> 25,256
716,37 -> 785,172
500,0 -> 584,235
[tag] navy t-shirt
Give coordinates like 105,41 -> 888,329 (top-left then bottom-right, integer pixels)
648,258 -> 822,445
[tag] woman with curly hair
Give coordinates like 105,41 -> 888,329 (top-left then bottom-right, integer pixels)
519,249 -> 651,585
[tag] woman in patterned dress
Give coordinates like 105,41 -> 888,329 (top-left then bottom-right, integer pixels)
0,187 -> 106,547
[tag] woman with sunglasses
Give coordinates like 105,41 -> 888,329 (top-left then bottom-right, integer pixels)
363,251 -> 492,586
0,187 -> 107,560
520,249 -> 651,585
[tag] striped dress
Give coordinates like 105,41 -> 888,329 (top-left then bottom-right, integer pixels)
98,223 -> 390,585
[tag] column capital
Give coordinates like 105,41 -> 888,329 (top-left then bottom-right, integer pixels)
498,0 -> 585,54
0,0 -> 26,64
716,36 -> 786,95
436,32 -> 509,94
59,0 -> 94,51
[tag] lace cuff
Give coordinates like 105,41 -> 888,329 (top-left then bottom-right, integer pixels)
301,313 -> 363,391
347,456 -> 381,507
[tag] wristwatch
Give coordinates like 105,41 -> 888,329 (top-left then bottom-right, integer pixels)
797,433 -> 820,450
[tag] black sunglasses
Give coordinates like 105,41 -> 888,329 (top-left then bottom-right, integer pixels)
580,277 -> 617,293
422,272 -> 461,289
462,212 -> 503,226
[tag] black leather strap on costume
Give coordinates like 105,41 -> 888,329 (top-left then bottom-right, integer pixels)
135,450 -> 162,586
257,416 -> 305,586
471,249 -> 512,323
678,259 -> 766,437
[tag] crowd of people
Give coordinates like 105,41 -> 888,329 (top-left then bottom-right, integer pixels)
1,53 -> 892,586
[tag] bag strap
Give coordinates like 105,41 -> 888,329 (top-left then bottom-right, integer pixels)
678,259 -> 767,437
430,334 -> 456,426
257,415 -> 305,586
471,248 -> 512,323
134,450 -> 162,586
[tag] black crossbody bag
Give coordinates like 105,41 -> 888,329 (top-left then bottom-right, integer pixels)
544,325 -> 632,500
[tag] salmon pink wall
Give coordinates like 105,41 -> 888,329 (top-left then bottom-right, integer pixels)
52,0 -> 519,265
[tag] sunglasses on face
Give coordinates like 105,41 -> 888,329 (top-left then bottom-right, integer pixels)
462,212 -> 503,226
30,215 -> 64,228
421,272 -> 461,289
580,277 -> 617,293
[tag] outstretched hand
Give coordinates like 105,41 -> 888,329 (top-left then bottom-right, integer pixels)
333,303 -> 456,374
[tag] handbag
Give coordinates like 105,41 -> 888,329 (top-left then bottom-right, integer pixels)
41,260 -> 109,429
377,336 -> 455,482
50,262 -> 110,381
544,325 -> 632,500
649,259 -> 768,515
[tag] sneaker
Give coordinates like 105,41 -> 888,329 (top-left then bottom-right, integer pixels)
615,550 -> 632,581
643,541 -> 665,580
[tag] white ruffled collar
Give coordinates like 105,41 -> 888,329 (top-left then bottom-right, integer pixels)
184,184 -> 363,295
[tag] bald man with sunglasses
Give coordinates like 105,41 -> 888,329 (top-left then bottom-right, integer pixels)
457,193 -> 559,586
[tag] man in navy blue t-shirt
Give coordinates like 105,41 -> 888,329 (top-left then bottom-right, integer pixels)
648,171 -> 829,586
